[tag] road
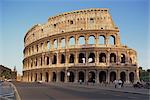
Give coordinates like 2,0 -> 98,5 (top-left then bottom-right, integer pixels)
13,82 -> 149,100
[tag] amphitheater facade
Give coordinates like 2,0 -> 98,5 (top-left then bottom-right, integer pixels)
23,8 -> 139,84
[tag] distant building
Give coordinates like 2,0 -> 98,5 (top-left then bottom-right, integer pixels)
0,65 -> 17,81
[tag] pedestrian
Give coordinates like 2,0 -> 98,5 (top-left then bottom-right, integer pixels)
79,79 -> 82,84
114,79 -> 118,88
118,79 -> 122,88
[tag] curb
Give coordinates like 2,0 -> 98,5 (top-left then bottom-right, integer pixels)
10,82 -> 21,100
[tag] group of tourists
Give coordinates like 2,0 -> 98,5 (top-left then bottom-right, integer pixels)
113,79 -> 124,88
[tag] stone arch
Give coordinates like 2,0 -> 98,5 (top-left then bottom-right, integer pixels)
110,53 -> 116,63
46,56 -> 49,65
69,54 -> 74,63
109,35 -> 115,45
88,52 -> 95,63
54,39 -> 58,49
35,73 -> 37,82
120,71 -> 126,82
78,71 -> 85,82
99,35 -> 105,44
47,41 -> 50,50
88,71 -> 96,82
61,54 -> 65,64
78,36 -> 85,45
61,38 -> 65,48
52,72 -> 57,82
88,35 -> 95,44
60,71 -> 65,82
99,71 -> 106,83
121,54 -> 126,63
110,71 -> 116,82
99,53 -> 106,63
69,71 -> 75,82
129,72 -> 134,83
40,73 -> 42,81
52,54 -> 57,64
78,53 -> 86,63
69,36 -> 75,46
45,72 -> 49,82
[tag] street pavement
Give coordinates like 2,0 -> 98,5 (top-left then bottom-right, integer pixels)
13,82 -> 149,100
0,81 -> 15,100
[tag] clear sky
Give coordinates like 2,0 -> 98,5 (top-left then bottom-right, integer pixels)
0,0 -> 149,74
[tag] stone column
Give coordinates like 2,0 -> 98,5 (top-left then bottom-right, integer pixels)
106,70 -> 110,83
126,70 -> 130,84
56,71 -> 60,82
49,71 -> 51,82
95,33 -> 99,46
117,70 -> 120,80
75,52 -> 78,64
96,70 -> 99,83
75,70 -> 78,83
85,70 -> 89,82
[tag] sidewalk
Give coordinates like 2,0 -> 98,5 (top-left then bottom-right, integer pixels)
44,82 -> 150,95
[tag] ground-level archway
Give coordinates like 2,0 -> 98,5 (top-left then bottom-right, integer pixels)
99,71 -> 106,83
52,72 -> 57,82
88,71 -> 95,82
110,71 -> 116,82
60,71 -> 65,82
45,72 -> 49,82
129,72 -> 134,83
69,71 -> 75,82
78,71 -> 85,82
120,71 -> 126,82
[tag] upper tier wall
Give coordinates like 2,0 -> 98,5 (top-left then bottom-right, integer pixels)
24,8 -> 119,47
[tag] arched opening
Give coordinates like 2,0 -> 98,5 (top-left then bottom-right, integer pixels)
99,53 -> 106,63
88,35 -> 95,44
110,53 -> 116,63
60,71 -> 65,82
121,54 -> 125,63
88,53 -> 95,63
45,72 -> 49,82
35,73 -> 37,82
109,35 -> 115,45
61,54 -> 65,64
99,35 -> 105,44
129,72 -> 134,83
69,36 -> 75,46
88,71 -> 95,82
78,71 -> 85,82
129,58 -> 132,64
99,71 -> 106,83
78,36 -> 85,45
47,41 -> 50,50
110,71 -> 116,82
69,54 -> 74,63
54,39 -> 58,49
46,56 -> 49,65
61,38 -> 65,48
52,72 -> 56,82
52,54 -> 57,64
40,73 -> 42,81
120,72 -> 126,82
78,53 -> 86,63
69,71 -> 74,82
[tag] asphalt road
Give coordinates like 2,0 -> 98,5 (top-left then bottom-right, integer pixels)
13,82 -> 149,100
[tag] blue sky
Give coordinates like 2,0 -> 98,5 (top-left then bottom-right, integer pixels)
0,0 -> 149,74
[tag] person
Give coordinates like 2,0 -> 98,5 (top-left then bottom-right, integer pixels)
79,79 -> 82,84
114,80 -> 118,88
118,79 -> 122,88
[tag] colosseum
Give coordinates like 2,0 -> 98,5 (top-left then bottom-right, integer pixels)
23,8 -> 140,84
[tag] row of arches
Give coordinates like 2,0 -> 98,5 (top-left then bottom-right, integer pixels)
25,34 -> 117,57
32,71 -> 135,83
51,53 -> 126,64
